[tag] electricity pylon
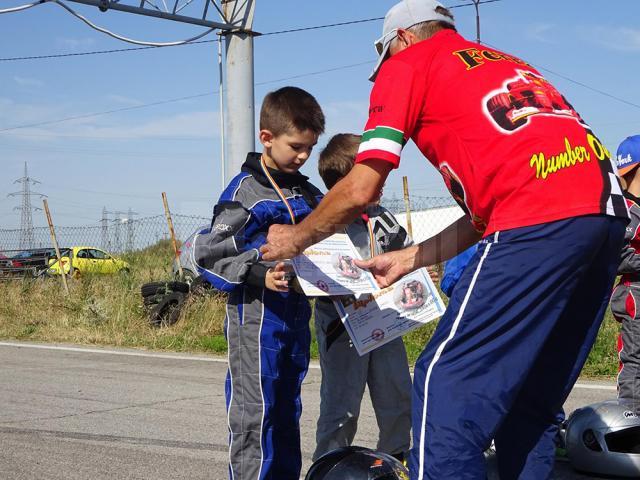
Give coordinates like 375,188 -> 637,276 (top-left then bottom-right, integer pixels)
8,162 -> 46,250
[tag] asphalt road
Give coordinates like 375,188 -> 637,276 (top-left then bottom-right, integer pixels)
0,341 -> 619,480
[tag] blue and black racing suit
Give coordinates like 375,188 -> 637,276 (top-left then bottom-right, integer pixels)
193,152 -> 322,480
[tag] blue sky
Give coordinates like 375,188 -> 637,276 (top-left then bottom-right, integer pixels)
1,0 -> 640,228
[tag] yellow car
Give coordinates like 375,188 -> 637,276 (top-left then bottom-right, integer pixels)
48,247 -> 130,277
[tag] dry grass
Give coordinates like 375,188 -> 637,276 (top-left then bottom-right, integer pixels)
0,240 -> 620,377
0,241 -> 227,354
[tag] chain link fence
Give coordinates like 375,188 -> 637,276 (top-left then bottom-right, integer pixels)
381,195 -> 465,243
0,214 -> 210,254
0,196 -> 464,254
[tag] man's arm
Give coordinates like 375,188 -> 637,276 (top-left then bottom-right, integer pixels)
260,159 -> 393,261
355,215 -> 482,287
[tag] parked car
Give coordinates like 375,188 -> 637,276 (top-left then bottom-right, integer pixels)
172,226 -> 208,283
12,248 -> 59,277
48,246 -> 129,277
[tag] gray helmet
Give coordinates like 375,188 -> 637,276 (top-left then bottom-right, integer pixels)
565,400 -> 640,478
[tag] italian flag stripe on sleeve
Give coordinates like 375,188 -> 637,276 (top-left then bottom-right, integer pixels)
359,126 -> 406,160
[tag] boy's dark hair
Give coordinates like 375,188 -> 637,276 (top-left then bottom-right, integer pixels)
318,133 -> 361,189
260,86 -> 325,136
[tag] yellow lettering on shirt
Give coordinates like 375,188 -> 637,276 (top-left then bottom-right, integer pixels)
453,48 -> 531,70
529,138 -> 593,180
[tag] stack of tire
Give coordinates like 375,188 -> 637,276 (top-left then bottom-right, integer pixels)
141,281 -> 190,328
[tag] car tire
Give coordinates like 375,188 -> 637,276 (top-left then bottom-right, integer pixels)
143,293 -> 167,308
189,275 -> 213,296
148,292 -> 185,328
141,281 -> 189,298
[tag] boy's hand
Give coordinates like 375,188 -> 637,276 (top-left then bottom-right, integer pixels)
265,262 -> 294,293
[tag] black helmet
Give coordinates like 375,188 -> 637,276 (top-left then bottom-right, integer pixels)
305,446 -> 409,480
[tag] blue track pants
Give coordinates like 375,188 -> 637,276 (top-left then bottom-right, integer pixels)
409,215 -> 625,480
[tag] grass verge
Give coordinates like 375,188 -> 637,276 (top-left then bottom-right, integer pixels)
0,241 -> 620,377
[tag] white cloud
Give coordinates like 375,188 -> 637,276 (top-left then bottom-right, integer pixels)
55,37 -> 96,50
583,26 -> 640,52
78,110 -> 221,139
525,23 -> 556,44
13,76 -> 44,88
106,94 -> 144,106
0,97 -> 220,140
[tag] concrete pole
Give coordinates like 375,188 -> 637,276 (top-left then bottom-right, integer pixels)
222,0 -> 256,185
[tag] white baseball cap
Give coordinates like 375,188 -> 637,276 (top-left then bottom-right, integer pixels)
370,0 -> 455,82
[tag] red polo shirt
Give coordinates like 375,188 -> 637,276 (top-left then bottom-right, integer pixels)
356,30 -> 626,235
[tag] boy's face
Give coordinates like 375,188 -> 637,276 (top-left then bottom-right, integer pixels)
260,128 -> 318,174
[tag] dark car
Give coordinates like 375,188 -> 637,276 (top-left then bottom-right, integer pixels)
12,248 -> 65,277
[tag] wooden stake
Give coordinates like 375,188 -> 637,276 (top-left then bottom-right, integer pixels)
162,192 -> 184,279
43,199 -> 69,296
402,176 -> 414,239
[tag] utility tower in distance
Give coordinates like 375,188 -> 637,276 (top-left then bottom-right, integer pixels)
101,207 -> 114,250
8,162 -> 46,250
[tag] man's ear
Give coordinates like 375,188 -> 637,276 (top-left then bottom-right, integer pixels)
397,28 -> 419,48
259,129 -> 274,148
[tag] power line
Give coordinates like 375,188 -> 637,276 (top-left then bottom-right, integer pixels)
0,60 -> 374,133
0,0 -> 502,62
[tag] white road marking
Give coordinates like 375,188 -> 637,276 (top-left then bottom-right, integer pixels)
573,382 -> 616,391
0,343 -> 617,382
0,341 -> 322,369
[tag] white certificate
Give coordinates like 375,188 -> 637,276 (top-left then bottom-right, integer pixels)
333,268 -> 446,356
292,233 -> 379,296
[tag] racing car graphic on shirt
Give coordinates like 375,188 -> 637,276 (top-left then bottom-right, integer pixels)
485,70 -> 583,131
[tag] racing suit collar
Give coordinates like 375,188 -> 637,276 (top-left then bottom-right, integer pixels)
242,152 -> 310,190
624,190 -> 640,208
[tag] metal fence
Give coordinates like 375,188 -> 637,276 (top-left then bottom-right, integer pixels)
0,196 -> 464,254
0,214 -> 210,254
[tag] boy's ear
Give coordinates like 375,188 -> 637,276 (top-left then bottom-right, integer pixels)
259,129 -> 274,148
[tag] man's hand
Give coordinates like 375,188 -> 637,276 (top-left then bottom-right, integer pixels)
354,248 -> 415,288
265,262 -> 294,292
261,224 -> 304,261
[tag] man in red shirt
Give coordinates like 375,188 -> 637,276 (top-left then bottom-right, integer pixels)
262,1 -> 628,478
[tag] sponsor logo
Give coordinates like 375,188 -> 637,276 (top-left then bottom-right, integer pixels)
618,153 -> 634,166
371,328 -> 385,341
623,410 -> 637,419
213,223 -> 232,233
530,138 -> 592,180
316,280 -> 329,292
369,105 -> 384,115
453,47 -> 531,71
529,133 -> 610,180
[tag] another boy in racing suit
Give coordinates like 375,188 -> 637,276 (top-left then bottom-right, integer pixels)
611,135 -> 640,413
312,133 -> 413,463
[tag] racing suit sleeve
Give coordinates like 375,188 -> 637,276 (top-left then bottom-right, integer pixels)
377,208 -> 414,253
618,205 -> 640,275
193,201 -> 271,292
355,58 -> 425,168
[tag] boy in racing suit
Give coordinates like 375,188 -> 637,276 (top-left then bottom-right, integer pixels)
194,87 -> 325,480
611,135 -> 640,413
312,133 -> 413,462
